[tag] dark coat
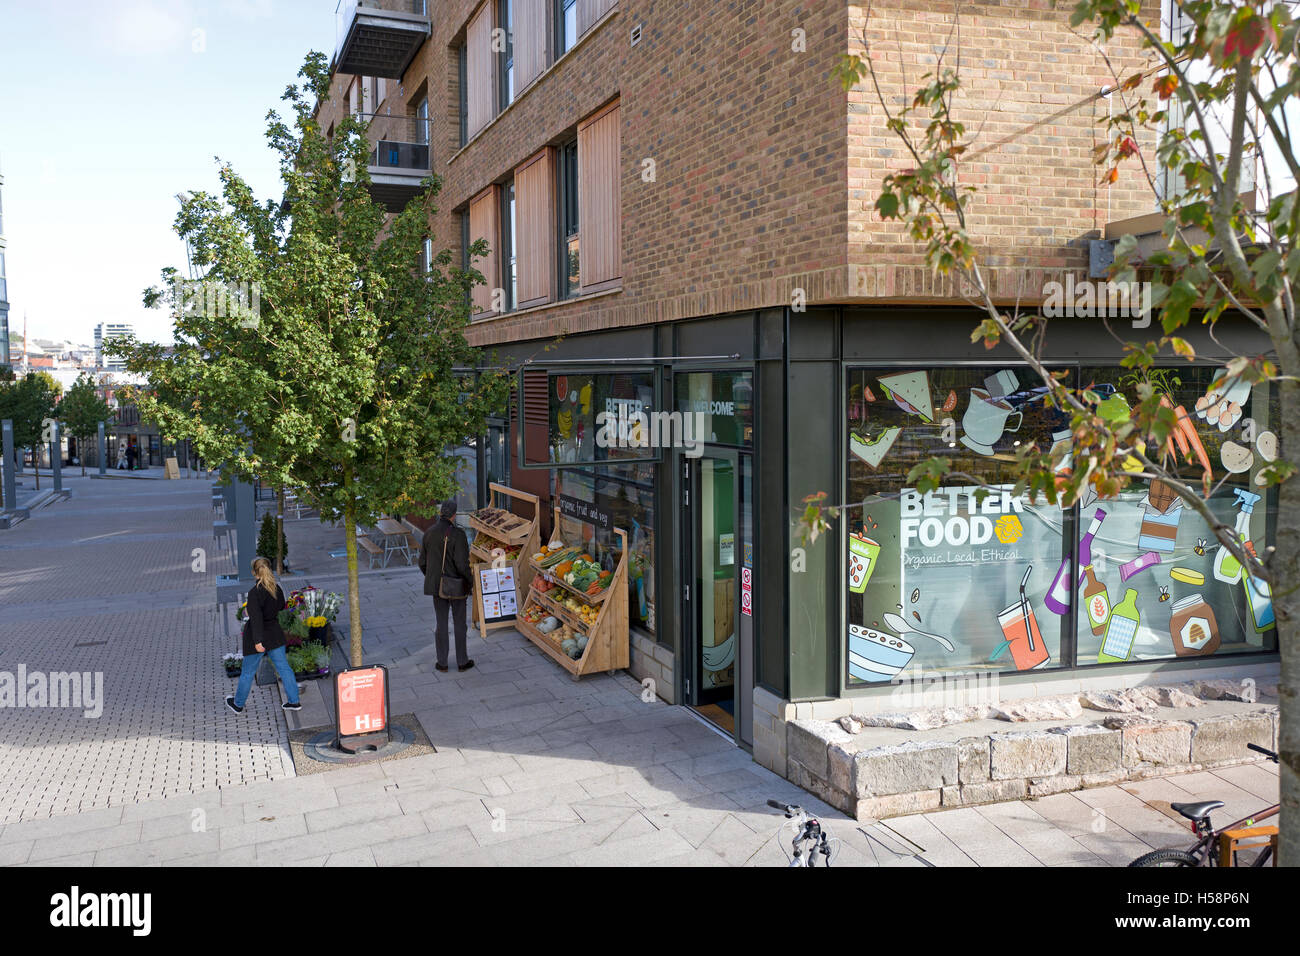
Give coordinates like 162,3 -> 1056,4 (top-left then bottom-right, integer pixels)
243,582 -> 287,655
419,518 -> 472,599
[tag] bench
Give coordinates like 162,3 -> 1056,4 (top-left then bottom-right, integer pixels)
355,533 -> 385,569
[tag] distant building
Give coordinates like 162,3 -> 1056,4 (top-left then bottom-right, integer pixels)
94,322 -> 132,371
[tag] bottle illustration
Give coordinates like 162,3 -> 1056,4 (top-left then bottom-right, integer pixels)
1098,588 -> 1139,663
1213,488 -> 1261,584
1082,566 -> 1111,636
1245,576 -> 1274,638
1044,508 -> 1106,615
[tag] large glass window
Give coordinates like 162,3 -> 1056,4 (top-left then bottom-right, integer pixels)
500,180 -> 517,311
553,463 -> 656,636
556,0 -> 578,54
674,370 -> 754,446
1073,366 -> 1278,664
498,0 -> 514,109
843,364 -> 1277,687
523,369 -> 658,466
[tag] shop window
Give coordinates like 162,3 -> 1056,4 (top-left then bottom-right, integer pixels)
845,366 -> 1070,684
673,370 -> 754,447
1073,366 -> 1278,664
843,364 -> 1277,688
553,463 -> 656,636
519,368 -> 658,466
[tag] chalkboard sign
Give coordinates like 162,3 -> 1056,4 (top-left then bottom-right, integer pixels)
559,494 -> 612,531
476,565 -> 519,624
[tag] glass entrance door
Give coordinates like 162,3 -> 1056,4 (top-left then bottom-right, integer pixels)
685,451 -> 739,726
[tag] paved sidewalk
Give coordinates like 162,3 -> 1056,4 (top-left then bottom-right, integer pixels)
0,479 -> 1280,865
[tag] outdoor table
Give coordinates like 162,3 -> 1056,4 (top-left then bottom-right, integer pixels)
375,518 -> 414,567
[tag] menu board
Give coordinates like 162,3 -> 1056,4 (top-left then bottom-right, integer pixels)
477,565 -> 518,624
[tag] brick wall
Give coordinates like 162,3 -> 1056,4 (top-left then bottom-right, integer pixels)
317,0 -> 1169,347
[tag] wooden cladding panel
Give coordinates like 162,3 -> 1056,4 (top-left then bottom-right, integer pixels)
515,0 -> 548,91
469,184 -> 501,315
578,0 -> 617,36
515,148 -> 556,308
577,100 -> 621,288
466,2 -> 495,137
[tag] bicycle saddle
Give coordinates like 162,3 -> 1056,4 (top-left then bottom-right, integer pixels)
1170,800 -> 1224,821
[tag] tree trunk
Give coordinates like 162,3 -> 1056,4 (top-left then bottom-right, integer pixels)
32,454 -> 40,490
275,486 -> 285,575
342,471 -> 364,667
1275,378 -> 1299,866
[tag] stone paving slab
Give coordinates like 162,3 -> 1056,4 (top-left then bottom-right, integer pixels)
1,475 -> 1283,866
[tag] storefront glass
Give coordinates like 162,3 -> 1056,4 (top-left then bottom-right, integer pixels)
527,370 -> 658,466
673,370 -> 754,446
552,463 -> 656,636
843,364 -> 1277,688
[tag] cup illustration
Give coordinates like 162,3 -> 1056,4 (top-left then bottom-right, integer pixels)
848,624 -> 915,683
996,600 -> 1049,670
960,387 -> 1023,456
847,533 -> 881,594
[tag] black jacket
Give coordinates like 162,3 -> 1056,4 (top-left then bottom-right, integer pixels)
244,582 -> 287,655
419,518 -> 472,598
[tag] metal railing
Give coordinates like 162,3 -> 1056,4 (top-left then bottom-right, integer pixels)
336,0 -> 430,63
353,113 -> 430,172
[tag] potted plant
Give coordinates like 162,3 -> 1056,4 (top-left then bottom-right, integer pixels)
223,652 -> 243,678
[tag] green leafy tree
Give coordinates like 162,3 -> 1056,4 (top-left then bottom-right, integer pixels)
0,371 -> 61,491
57,373 -> 114,476
110,52 -> 506,665
837,0 -> 1299,860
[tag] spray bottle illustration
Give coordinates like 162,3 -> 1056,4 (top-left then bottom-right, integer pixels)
1212,488 -> 1260,585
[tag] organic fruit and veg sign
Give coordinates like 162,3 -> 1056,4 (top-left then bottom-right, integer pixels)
559,494 -> 613,532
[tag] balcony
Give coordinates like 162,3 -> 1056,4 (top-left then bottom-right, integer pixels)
360,114 -> 431,211
335,0 -> 430,79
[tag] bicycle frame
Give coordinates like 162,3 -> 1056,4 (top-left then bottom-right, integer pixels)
1183,803 -> 1279,867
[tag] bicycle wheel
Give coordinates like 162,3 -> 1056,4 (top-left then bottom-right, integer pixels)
1128,848 -> 1200,867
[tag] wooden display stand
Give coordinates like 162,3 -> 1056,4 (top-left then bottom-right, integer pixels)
468,483 -> 541,636
515,505 -> 629,677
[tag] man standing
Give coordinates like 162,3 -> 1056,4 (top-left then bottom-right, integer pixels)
418,500 -> 475,673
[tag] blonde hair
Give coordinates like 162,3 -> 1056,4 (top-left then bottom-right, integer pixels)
251,557 -> 278,595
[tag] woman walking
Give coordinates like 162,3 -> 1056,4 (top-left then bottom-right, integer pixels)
226,557 -> 302,714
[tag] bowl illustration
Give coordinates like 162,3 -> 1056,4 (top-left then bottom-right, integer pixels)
848,624 -> 915,683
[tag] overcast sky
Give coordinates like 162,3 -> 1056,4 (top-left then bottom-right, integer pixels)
0,0 -> 335,347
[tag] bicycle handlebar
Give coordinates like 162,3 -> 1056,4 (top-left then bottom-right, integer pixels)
767,799 -> 789,811
1247,742 -> 1279,762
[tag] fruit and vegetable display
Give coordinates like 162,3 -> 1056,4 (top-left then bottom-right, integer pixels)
470,507 -> 530,537
532,544 -> 582,569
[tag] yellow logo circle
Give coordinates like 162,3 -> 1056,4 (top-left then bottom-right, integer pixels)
994,514 -> 1024,545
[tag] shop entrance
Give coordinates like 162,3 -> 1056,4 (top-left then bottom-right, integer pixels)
681,449 -> 748,740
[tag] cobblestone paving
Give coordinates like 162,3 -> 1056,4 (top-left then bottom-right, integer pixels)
0,475 -> 293,825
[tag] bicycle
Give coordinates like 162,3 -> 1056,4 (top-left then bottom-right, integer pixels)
768,799 -> 840,866
1129,743 -> 1279,867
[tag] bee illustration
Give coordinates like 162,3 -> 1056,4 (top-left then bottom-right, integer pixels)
1159,585 -> 1170,602
1193,538 -> 1208,557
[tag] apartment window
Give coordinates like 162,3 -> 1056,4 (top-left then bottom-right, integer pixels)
467,4 -> 494,137
457,45 -> 469,147
415,96 -> 429,146
557,140 -> 580,298
498,0 -> 515,110
501,179 -> 517,311
420,237 -> 434,274
557,0 -> 577,54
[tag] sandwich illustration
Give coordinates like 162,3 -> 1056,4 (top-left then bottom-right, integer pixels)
877,371 -> 935,423
850,426 -> 902,468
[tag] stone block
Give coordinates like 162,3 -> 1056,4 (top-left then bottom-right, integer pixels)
852,789 -> 942,821
1081,769 -> 1129,788
941,785 -> 962,806
957,736 -> 990,783
1120,720 -> 1193,767
1190,712 -> 1275,765
786,720 -> 848,781
960,778 -> 1028,804
1028,774 -> 1082,797
989,731 -> 1066,780
852,741 -> 959,797
991,695 -> 1082,722
827,743 -> 856,797
1050,724 -> 1121,775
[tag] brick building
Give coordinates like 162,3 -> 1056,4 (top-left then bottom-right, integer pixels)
317,0 -> 1278,781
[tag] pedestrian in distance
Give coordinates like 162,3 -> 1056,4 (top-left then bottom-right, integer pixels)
116,444 -> 127,470
226,557 -> 303,714
418,500 -> 475,673
125,444 -> 136,470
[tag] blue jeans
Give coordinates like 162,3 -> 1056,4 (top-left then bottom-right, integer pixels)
234,645 -> 300,707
